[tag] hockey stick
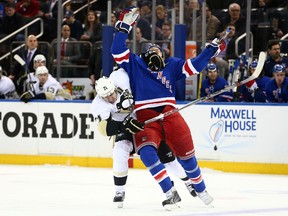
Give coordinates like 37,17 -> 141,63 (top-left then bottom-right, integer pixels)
197,28 -> 231,99
145,51 -> 267,125
216,27 -> 231,44
14,54 -> 26,66
14,54 -> 36,93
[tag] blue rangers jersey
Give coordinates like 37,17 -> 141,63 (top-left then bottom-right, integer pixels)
239,76 -> 270,102
200,77 -> 233,102
263,56 -> 288,78
111,32 -> 217,111
265,77 -> 288,103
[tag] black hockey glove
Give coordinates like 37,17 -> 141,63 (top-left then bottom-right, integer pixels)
16,73 -> 28,86
20,90 -> 35,103
116,89 -> 134,110
143,50 -> 165,71
120,117 -> 144,134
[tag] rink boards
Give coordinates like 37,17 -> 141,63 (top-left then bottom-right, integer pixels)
0,100 -> 287,175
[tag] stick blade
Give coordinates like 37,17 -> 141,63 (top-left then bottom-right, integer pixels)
13,54 -> 26,66
252,51 -> 266,79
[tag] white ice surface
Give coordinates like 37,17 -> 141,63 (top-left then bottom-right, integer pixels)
0,165 -> 287,216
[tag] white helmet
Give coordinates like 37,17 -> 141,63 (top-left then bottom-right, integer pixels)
34,54 -> 46,63
95,77 -> 116,97
35,65 -> 49,76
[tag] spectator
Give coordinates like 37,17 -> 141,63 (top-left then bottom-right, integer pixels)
136,15 -> 152,40
265,64 -> 288,103
0,2 -> 25,42
219,3 -> 246,36
88,10 -> 120,98
123,0 -> 152,40
139,0 -> 152,23
214,23 -> 243,79
0,66 -> 17,99
238,60 -> 269,102
87,46 -> 102,100
173,0 -> 198,37
62,10 -> 84,40
80,10 -> 102,44
111,11 -> 118,26
11,34 -> 45,94
128,27 -> 148,55
38,0 -> 58,42
251,0 -> 268,23
224,23 -> 246,60
80,10 -> 102,59
155,5 -> 168,39
52,25 -> 81,77
270,12 -> 286,39
19,65 -> 72,102
189,4 -> 221,42
156,21 -> 172,56
263,40 -> 288,78
99,10 -> 118,26
200,62 -> 233,102
0,2 -> 25,73
15,0 -> 40,18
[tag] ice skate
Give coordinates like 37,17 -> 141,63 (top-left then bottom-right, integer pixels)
113,191 -> 125,208
162,187 -> 181,211
197,190 -> 214,206
185,180 -> 197,197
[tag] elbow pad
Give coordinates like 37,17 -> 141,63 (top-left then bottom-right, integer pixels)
98,118 -> 122,136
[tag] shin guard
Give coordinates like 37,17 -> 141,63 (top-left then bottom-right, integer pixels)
140,145 -> 173,193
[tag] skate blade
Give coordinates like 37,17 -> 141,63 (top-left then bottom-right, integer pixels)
116,202 -> 123,208
163,203 -> 180,211
202,199 -> 214,208
207,203 -> 214,208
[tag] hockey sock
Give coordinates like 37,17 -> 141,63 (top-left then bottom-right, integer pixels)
178,156 -> 206,192
164,159 -> 187,179
140,145 -> 173,193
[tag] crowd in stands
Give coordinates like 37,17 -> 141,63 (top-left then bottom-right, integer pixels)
0,0 -> 288,102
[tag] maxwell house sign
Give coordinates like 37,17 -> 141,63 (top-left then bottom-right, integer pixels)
210,107 -> 257,133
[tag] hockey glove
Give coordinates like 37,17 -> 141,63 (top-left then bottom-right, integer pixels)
143,50 -> 165,71
115,6 -> 139,33
245,80 -> 258,91
116,89 -> 134,110
20,90 -> 35,103
16,73 -> 27,86
120,117 -> 144,134
206,38 -> 226,58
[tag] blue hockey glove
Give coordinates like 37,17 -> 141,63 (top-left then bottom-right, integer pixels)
115,6 -> 139,33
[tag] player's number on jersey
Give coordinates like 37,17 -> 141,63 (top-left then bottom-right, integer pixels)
47,86 -> 56,94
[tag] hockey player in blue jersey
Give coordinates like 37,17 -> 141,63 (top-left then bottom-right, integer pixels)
200,63 -> 233,102
239,60 -> 270,102
91,68 -> 197,208
111,6 -> 224,209
265,64 -> 288,103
